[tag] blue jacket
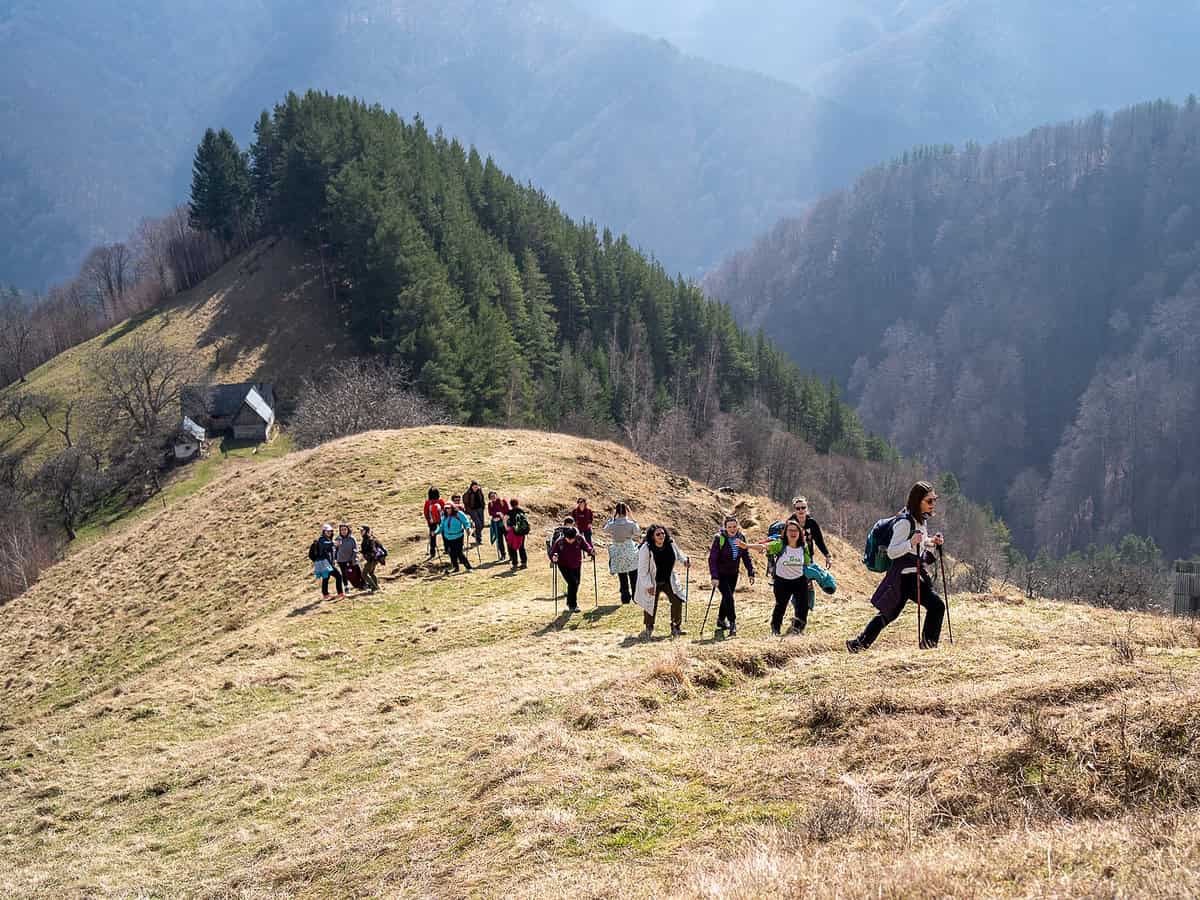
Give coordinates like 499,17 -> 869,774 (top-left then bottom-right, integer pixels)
438,509 -> 473,541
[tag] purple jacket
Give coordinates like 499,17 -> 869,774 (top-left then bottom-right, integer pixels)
550,535 -> 594,570
708,532 -> 755,580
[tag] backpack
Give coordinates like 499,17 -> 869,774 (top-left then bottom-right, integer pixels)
767,520 -> 786,541
373,541 -> 388,562
862,511 -> 913,573
513,509 -> 530,536
308,540 -> 321,562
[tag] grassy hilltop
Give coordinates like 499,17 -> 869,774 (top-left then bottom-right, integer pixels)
2,427 -> 1200,897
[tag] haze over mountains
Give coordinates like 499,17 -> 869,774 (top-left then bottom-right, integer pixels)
0,0 -> 907,288
582,1 -> 1200,146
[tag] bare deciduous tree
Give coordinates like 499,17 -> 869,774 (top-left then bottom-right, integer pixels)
0,289 -> 35,385
86,336 -> 201,440
289,358 -> 450,449
33,447 -> 104,541
82,242 -> 134,320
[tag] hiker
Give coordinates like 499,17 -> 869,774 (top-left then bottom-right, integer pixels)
571,497 -> 595,545
707,515 -> 755,635
848,481 -> 945,653
487,491 -> 510,561
335,523 -> 364,592
549,525 -> 595,613
505,498 -> 530,570
309,524 -> 345,600
602,502 -> 640,604
438,500 -> 475,573
747,520 -> 812,635
550,515 -> 576,548
359,525 -> 386,593
423,487 -> 446,558
463,481 -> 487,545
635,524 -> 690,640
789,497 -> 833,569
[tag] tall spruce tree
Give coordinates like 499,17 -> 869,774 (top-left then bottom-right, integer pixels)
188,128 -> 252,248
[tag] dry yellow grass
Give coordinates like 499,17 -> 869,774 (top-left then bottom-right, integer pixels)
2,427 -> 1199,898
0,236 -> 350,468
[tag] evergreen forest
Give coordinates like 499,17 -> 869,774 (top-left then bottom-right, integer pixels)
707,97 -> 1200,560
189,91 -> 884,459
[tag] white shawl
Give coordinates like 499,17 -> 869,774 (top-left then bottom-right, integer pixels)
634,541 -> 689,615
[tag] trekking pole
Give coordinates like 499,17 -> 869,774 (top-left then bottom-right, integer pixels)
939,545 -> 954,644
553,563 -> 559,617
685,565 -> 690,625
915,550 -> 924,648
699,584 -> 717,639
592,554 -> 599,608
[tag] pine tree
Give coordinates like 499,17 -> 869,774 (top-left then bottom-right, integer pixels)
188,128 -> 252,248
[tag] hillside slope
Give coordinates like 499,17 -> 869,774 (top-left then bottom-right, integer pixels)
2,427 -> 1199,897
0,236 -> 349,468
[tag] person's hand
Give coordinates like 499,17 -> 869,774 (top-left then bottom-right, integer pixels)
683,558 -> 690,568
736,539 -> 749,550
551,555 -> 559,563
645,586 -> 654,596
933,533 -> 945,547
912,531 -> 924,545
824,556 -> 833,569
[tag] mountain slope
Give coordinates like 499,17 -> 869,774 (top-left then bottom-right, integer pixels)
0,237 -> 349,469
706,98 -> 1200,558
0,0 -> 909,288
3,426 -> 1199,896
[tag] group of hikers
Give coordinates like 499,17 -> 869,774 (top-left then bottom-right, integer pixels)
307,478 -> 950,651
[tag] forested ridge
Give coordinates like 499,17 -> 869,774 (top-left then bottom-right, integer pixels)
707,97 -> 1200,560
196,90 -> 882,457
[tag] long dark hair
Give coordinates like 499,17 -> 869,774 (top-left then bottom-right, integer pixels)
905,480 -> 935,522
428,486 -> 440,501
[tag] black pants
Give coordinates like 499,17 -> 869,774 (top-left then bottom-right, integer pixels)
491,521 -> 507,558
428,524 -> 439,557
321,568 -> 344,596
468,509 -> 484,543
645,581 -> 684,630
618,571 -> 636,603
559,564 -> 582,609
717,573 -> 739,626
859,573 -> 944,647
510,543 -> 527,569
772,576 -> 810,632
446,536 -> 472,571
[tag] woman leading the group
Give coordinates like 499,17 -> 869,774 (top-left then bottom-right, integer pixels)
847,481 -> 946,653
635,525 -> 690,640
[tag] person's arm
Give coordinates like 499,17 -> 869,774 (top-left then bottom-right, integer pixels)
708,538 -> 720,580
638,544 -> 655,595
887,517 -> 916,559
676,546 -> 689,567
741,542 -> 756,580
810,520 -> 831,561
583,536 -> 595,557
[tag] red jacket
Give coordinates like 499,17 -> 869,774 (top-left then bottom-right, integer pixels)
572,507 -> 594,533
488,498 -> 510,520
423,498 -> 445,526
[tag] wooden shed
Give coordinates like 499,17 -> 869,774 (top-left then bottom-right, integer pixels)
1175,561 -> 1200,616
182,382 -> 276,443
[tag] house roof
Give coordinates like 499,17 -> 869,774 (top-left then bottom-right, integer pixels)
179,416 -> 206,440
242,387 -> 275,425
182,383 -> 275,419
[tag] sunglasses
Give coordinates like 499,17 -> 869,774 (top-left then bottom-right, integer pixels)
794,505 -> 807,510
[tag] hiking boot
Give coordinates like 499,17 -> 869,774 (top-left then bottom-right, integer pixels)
519,563 -> 528,569
727,624 -> 737,637
919,639 -> 939,650
450,567 -> 460,574
771,627 -> 782,637
639,627 -> 652,641
567,604 -> 578,613
846,639 -> 865,654
671,626 -> 687,638
789,622 -> 806,636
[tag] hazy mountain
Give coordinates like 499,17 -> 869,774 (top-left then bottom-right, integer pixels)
581,1 -> 1200,145
0,0 -> 910,288
706,98 -> 1200,560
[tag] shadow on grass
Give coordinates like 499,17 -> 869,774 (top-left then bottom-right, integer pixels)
533,612 -> 572,636
580,604 -> 623,624
288,597 -> 326,618
101,309 -> 159,346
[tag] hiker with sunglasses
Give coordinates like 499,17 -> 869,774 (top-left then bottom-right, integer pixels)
635,524 -> 690,640
847,481 -> 945,653
788,496 -> 832,569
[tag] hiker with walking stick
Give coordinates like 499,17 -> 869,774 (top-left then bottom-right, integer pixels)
746,521 -> 812,636
487,491 -> 510,562
847,481 -> 945,653
549,526 -> 595,614
705,515 -> 755,637
635,525 -> 690,640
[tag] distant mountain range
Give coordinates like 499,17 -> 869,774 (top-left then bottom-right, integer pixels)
582,0 -> 1200,145
0,0 -> 910,288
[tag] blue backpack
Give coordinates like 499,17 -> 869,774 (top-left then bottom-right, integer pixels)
862,511 -> 912,573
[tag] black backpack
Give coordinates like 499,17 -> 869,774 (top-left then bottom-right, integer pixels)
307,540 -> 321,562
